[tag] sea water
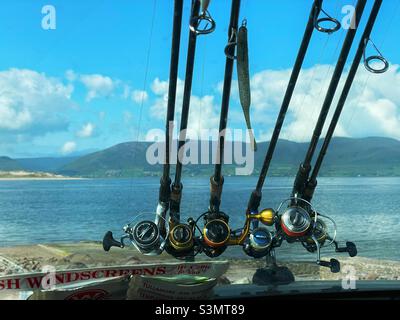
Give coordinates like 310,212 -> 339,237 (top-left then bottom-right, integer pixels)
0,177 -> 399,261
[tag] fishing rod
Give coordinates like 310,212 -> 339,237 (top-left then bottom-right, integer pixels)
168,1 -> 218,254
267,0 -> 368,273
246,0 -> 341,218
222,0 -> 367,272
103,0 -> 185,254
102,0 -> 217,257
303,0 -> 388,203
155,0 -> 184,240
216,0 -> 343,255
197,0 -> 241,258
194,0 -> 345,262
291,0 -> 367,201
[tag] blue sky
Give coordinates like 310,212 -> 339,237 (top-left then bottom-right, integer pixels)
0,0 -> 399,158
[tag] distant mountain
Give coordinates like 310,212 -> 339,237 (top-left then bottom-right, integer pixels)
56,137 -> 400,178
0,157 -> 23,171
16,156 -> 79,173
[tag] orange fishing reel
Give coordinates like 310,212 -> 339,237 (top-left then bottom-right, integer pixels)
195,208 -> 277,258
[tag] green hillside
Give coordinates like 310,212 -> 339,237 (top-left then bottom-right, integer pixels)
56,137 -> 400,178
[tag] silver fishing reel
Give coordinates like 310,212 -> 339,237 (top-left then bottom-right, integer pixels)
275,197 -> 342,273
103,213 -> 167,256
276,197 -> 317,240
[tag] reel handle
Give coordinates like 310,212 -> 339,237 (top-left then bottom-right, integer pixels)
335,241 -> 357,257
103,231 -> 124,252
318,258 -> 340,273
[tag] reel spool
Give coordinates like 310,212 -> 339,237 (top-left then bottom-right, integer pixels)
275,197 -> 318,241
243,228 -> 273,259
131,220 -> 162,254
280,206 -> 313,239
166,223 -> 195,256
203,219 -> 231,248
102,213 -> 166,256
302,218 -> 329,253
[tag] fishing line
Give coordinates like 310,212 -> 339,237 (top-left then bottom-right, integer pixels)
297,0 -> 348,143
342,0 -> 398,133
377,0 -> 400,48
128,0 -> 158,204
284,0 -> 344,145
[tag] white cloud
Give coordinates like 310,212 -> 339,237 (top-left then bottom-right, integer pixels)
149,78 -> 220,135
132,90 -> 149,104
148,63 -> 400,143
239,64 -> 400,142
61,141 -> 76,154
65,70 -> 77,82
0,68 -> 74,133
80,74 -> 114,101
76,122 -> 95,138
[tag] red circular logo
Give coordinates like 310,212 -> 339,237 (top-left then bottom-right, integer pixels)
64,289 -> 110,300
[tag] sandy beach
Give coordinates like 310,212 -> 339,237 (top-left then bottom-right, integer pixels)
0,242 -> 399,284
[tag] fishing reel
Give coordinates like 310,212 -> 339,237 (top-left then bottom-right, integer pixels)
190,0 -> 216,35
273,197 -> 354,273
103,213 -> 167,256
200,211 -> 231,258
236,208 -> 277,259
242,227 -> 275,259
164,220 -> 198,259
313,5 -> 341,34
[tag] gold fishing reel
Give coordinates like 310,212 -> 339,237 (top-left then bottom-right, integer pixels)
168,223 -> 194,252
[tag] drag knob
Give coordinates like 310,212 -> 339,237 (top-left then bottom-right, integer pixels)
103,231 -> 124,251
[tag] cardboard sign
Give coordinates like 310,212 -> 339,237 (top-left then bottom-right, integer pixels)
127,275 -> 218,300
0,261 -> 229,292
28,276 -> 130,300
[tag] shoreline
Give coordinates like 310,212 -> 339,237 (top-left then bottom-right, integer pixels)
0,177 -> 86,181
1,242 -> 399,283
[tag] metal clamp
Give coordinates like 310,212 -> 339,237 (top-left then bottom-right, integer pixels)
224,28 -> 238,60
363,38 -> 389,74
314,7 -> 341,34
